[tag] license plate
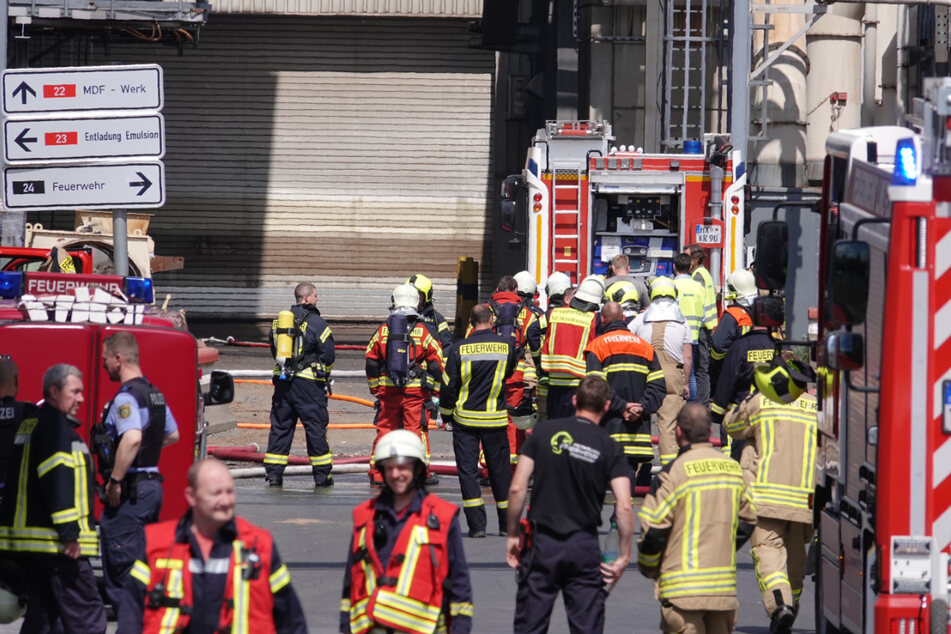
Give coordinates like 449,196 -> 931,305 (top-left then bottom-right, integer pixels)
695,224 -> 721,245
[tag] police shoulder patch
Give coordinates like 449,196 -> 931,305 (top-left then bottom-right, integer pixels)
118,404 -> 132,419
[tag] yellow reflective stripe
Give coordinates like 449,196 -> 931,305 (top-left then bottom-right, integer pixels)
586,369 -> 607,380
395,526 -> 427,597
373,589 -> 441,629
710,402 -> 726,416
269,563 -> 291,593
639,476 -> 745,524
340,598 -> 351,612
160,568 -> 183,633
131,560 -> 151,586
51,508 -> 80,524
638,551 -> 661,566
496,500 -> 509,509
659,567 -> 738,597
759,570 -> 789,591
605,363 -> 648,374
37,451 -> 75,477
231,540 -> 251,634
156,558 -> 184,570
548,375 -> 582,387
263,453 -> 288,465
319,327 -> 332,343
682,491 -> 700,570
355,526 -> 376,598
309,453 -> 333,466
487,360 -> 506,410
462,498 -> 484,508
711,348 -> 727,361
450,602 -> 474,617
647,370 -> 665,383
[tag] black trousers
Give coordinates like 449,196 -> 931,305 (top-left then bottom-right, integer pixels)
266,377 -> 332,483
545,384 -> 578,420
452,424 -> 510,533
514,530 -> 607,634
18,553 -> 106,634
696,328 -> 713,405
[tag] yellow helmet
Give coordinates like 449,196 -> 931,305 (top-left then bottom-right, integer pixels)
649,277 -> 678,301
407,274 -> 433,304
753,355 -> 814,404
605,280 -> 639,305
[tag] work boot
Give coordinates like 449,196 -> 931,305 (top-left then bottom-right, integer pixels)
770,605 -> 795,634
425,472 -> 440,486
314,475 -> 334,488
468,529 -> 487,538
266,474 -> 283,488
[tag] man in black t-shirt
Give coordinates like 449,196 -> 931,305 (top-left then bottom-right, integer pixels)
505,376 -> 633,634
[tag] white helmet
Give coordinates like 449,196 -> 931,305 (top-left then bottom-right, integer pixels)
0,584 -> 24,624
513,271 -> 537,297
373,429 -> 428,466
574,275 -> 605,305
726,269 -> 758,307
511,410 -> 539,431
545,271 -> 572,298
391,283 -> 420,312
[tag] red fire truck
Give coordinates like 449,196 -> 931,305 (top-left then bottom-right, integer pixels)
761,80 -> 951,633
501,120 -> 748,303
0,270 -> 233,520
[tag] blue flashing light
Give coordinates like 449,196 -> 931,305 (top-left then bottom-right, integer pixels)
528,158 -> 539,178
0,272 -> 22,299
125,277 -> 154,303
893,138 -> 918,186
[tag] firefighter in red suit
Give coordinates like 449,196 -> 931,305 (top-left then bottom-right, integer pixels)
366,284 -> 447,485
340,430 -> 473,634
129,458 -> 307,633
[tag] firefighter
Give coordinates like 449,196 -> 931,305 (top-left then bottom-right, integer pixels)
441,304 -> 518,537
711,269 -> 757,381
536,271 -> 572,421
672,253 -> 707,402
585,302 -> 666,490
685,245 -> 719,404
0,364 -> 106,633
265,282 -> 336,488
506,376 -> 633,634
541,275 -> 603,418
724,355 -> 818,634
407,273 -> 454,353
604,254 -> 650,312
98,331 -> 180,631
130,458 -> 307,633
604,279 -> 641,324
340,429 -> 473,634
629,278 -> 692,465
0,357 -> 37,501
638,402 -> 757,634
366,283 -> 447,485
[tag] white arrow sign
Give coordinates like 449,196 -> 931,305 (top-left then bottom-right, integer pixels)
3,162 -> 165,210
2,64 -> 163,115
4,114 -> 165,163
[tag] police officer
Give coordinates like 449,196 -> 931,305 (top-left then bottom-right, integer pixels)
0,357 -> 37,501
0,364 -> 106,633
340,430 -> 473,634
99,331 -> 180,630
585,302 -> 666,489
265,282 -> 336,488
506,376 -> 632,634
130,458 -> 307,633
442,304 -> 518,537
685,245 -> 719,404
673,254 -> 707,402
366,284 -> 446,485
724,355 -> 818,634
408,273 -> 454,353
541,275 -> 603,418
638,402 -> 757,634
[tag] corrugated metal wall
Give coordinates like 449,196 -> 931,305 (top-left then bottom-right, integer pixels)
54,16 -> 496,321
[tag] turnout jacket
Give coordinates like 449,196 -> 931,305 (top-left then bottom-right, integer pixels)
366,320 -> 447,397
541,304 -> 599,387
711,306 -> 753,362
130,512 -> 305,634
440,329 -> 518,427
0,403 -> 98,557
711,330 -> 776,424
638,442 -> 757,610
724,392 -> 818,523
270,303 -> 336,383
0,396 -> 37,497
420,303 -> 454,355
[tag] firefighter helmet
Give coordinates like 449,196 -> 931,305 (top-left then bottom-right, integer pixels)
575,276 -> 605,305
545,271 -> 572,298
726,269 -> 758,307
649,277 -> 678,301
0,583 -> 24,624
509,399 -> 539,430
514,271 -> 537,297
391,284 -> 420,313
754,355 -> 815,404
407,274 -> 433,304
373,429 -> 428,466
605,280 -> 639,305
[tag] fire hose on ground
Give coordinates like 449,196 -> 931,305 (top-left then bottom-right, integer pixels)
204,336 -> 366,351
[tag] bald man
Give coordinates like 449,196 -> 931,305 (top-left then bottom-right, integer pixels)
0,358 -> 37,500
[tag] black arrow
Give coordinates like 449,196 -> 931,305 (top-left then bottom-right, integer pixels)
12,81 -> 36,105
14,128 -> 36,152
129,172 -> 152,196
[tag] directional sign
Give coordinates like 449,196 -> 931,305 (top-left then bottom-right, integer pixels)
4,114 -> 165,163
2,64 -> 163,115
3,162 -> 164,210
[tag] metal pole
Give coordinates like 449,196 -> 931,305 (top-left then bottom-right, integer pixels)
731,0 -> 750,169
113,209 -> 129,276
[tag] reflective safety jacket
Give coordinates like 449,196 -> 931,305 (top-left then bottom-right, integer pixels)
270,303 -> 336,383
691,266 -> 718,332
0,404 -> 98,557
673,275 -> 706,343
420,304 -> 454,355
441,329 -> 517,427
0,396 -> 37,497
541,306 -> 598,387
131,515 -> 292,634
711,330 -> 776,424
584,321 -> 667,459
724,392 -> 818,523
345,493 -> 464,634
366,321 -> 446,397
638,442 -> 757,611
711,306 -> 753,361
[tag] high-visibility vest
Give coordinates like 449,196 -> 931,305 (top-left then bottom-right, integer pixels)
691,265 -> 718,331
673,276 -> 706,342
541,307 -> 597,387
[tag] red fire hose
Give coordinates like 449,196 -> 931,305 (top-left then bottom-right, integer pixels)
220,336 -> 365,351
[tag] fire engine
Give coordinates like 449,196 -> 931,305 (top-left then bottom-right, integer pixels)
0,270 -> 233,520
501,120 -> 748,303
762,79 -> 951,633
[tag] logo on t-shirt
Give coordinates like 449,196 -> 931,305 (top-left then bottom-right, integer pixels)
550,431 -> 602,464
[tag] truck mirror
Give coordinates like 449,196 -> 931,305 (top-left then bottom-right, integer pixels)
501,175 -> 521,201
754,221 -> 788,290
825,331 -> 864,371
205,370 -> 234,406
501,200 -> 517,233
826,240 -> 870,326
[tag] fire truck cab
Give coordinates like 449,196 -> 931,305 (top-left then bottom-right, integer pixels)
501,120 -> 748,304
